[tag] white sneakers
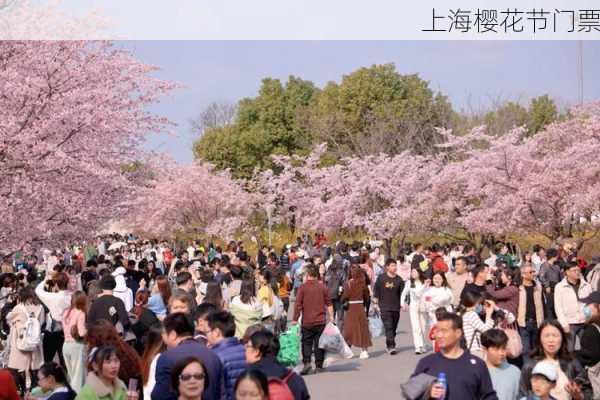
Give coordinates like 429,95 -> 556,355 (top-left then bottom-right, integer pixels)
359,350 -> 370,359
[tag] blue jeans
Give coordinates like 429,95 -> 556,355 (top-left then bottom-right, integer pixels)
519,320 -> 538,359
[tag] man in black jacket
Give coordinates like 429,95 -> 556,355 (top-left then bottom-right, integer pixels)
87,275 -> 130,331
373,258 -> 405,354
539,248 -> 562,319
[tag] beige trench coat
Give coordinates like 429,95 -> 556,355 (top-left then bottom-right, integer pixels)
7,303 -> 45,372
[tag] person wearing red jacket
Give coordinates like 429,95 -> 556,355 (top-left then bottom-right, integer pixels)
430,244 -> 449,274
0,369 -> 19,400
292,264 -> 334,376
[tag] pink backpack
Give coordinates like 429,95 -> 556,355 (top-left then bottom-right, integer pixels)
268,371 -> 295,400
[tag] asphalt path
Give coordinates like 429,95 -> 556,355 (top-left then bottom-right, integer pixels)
300,310 -> 421,400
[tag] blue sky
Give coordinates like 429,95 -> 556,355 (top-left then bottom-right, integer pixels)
118,41 -> 600,163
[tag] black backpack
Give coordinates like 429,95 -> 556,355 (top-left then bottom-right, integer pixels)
326,257 -> 347,300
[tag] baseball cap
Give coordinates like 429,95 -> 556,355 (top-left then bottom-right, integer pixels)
531,361 -> 558,382
581,291 -> 600,305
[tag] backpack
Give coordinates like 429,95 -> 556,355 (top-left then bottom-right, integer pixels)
430,255 -> 448,273
326,263 -> 345,300
16,308 -> 42,352
268,371 -> 295,400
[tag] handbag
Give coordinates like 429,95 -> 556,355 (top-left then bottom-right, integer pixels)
468,329 -> 481,351
71,324 -> 84,342
501,322 -> 523,358
368,309 -> 384,338
277,325 -> 300,367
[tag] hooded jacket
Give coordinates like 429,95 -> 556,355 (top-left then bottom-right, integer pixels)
112,267 -> 133,312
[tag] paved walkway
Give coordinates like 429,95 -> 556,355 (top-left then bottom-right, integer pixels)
301,310 -> 421,400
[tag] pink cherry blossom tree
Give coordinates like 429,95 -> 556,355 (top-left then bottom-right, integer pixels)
0,41 -> 175,258
124,158 -> 255,241
427,101 -> 600,249
260,144 -> 440,255
0,0 -> 112,40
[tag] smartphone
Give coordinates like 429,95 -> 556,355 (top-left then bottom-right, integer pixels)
128,378 -> 138,392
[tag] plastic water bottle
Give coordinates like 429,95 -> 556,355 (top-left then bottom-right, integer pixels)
436,372 -> 447,400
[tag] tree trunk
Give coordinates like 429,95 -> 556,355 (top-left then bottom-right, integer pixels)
398,234 -> 407,257
383,238 -> 392,259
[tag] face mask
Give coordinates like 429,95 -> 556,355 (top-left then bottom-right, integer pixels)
475,304 -> 483,314
583,305 -> 593,320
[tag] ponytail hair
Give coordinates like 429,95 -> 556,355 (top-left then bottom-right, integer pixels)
38,362 -> 73,392
458,289 -> 483,315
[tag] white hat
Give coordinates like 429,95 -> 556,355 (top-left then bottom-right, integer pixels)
532,361 -> 558,382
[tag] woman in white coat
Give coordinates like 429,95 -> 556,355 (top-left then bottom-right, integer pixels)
419,271 -> 453,345
7,287 -> 45,394
401,268 -> 428,354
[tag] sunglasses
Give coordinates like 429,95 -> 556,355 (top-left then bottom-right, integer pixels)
179,373 -> 205,382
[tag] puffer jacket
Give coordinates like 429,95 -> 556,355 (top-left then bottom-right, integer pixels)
212,337 -> 247,400
519,357 -> 593,399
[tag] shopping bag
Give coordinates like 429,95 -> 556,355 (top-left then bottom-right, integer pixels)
368,309 -> 384,338
340,340 -> 353,359
277,324 -> 300,367
322,334 -> 354,367
318,322 -> 346,353
502,325 -> 523,358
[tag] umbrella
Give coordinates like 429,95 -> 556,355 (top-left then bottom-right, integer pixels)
108,241 -> 127,251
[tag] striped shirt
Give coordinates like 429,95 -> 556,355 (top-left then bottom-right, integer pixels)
462,310 -> 494,352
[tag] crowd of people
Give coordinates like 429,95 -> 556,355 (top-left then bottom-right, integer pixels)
405,241 -> 600,400
0,234 -> 598,400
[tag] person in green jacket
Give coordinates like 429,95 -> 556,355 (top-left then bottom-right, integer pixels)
230,281 -> 263,339
496,243 -> 515,269
75,346 -> 137,400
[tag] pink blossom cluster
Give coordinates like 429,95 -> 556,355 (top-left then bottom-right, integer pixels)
123,158 -> 254,240
261,102 -> 600,244
0,41 -> 175,256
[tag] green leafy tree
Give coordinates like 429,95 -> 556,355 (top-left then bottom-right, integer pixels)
193,76 -> 317,178
528,94 -> 558,136
483,101 -> 529,136
305,63 -> 454,157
